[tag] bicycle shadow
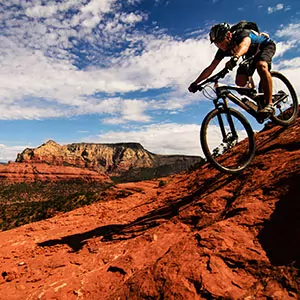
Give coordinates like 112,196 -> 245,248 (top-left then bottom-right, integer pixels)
38,172 -> 234,252
257,173 -> 300,268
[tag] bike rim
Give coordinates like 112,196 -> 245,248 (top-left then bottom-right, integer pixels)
271,72 -> 298,125
201,109 -> 255,174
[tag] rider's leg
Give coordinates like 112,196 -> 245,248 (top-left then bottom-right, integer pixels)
255,41 -> 276,114
256,60 -> 273,105
236,63 -> 256,88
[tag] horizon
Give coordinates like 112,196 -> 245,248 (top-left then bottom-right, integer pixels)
1,0 -> 300,162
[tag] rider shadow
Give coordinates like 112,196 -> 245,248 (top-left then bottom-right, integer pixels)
38,172 -> 234,252
257,174 -> 300,268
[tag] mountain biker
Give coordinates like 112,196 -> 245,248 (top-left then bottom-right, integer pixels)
188,22 -> 276,116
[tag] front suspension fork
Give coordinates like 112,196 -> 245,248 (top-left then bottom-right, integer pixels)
215,98 -> 238,143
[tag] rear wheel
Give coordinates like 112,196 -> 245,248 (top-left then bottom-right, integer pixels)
270,71 -> 299,126
200,108 -> 256,174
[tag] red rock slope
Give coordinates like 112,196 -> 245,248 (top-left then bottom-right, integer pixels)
0,117 -> 299,299
0,162 -> 110,183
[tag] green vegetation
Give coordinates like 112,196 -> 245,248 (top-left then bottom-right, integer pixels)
0,179 -> 113,231
115,189 -> 133,199
188,159 -> 206,172
158,180 -> 166,187
111,165 -> 180,183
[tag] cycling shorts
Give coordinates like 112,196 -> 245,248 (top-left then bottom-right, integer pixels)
237,40 -> 276,77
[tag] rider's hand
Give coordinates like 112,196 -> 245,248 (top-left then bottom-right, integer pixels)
188,82 -> 199,93
226,55 -> 239,70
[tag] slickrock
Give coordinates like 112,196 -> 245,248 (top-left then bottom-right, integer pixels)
0,117 -> 299,299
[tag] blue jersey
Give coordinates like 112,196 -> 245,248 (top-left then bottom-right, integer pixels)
215,29 -> 271,60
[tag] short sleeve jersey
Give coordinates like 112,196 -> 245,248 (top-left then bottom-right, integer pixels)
214,29 -> 270,61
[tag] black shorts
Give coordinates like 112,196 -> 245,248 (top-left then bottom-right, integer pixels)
237,40 -> 276,77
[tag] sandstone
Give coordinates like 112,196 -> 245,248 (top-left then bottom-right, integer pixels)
0,117 -> 299,299
0,162 -> 111,183
16,141 -> 203,180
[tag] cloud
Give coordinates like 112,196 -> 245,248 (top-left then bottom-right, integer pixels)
0,1 -> 299,127
89,123 -> 203,156
0,144 -> 29,162
0,0 -> 216,121
273,57 -> 300,96
120,12 -> 145,24
268,3 -> 284,14
86,121 -> 249,158
274,41 -> 297,57
275,23 -> 300,40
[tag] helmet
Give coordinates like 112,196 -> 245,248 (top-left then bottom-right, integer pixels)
209,22 -> 230,43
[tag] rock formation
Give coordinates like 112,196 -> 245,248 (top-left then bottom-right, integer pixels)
16,141 -> 204,181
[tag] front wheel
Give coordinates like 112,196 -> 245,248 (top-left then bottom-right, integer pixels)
270,71 -> 299,126
200,108 -> 256,174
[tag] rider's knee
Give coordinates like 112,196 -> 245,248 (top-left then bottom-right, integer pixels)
256,61 -> 269,74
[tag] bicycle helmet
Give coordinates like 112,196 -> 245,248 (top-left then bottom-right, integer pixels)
209,22 -> 230,43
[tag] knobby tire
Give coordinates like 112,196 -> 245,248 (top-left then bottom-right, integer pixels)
200,107 -> 256,174
270,71 -> 299,126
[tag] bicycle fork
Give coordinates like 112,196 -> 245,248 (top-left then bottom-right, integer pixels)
215,98 -> 238,143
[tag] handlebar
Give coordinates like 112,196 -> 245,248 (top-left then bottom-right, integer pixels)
195,55 -> 257,92
196,67 -> 229,91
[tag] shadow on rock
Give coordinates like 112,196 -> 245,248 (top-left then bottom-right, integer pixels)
258,173 -> 300,268
38,173 -> 234,252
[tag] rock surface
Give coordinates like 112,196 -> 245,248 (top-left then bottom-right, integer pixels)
0,162 -> 111,183
16,141 -> 203,180
0,117 -> 299,299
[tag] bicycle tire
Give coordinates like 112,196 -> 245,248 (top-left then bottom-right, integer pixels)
200,107 -> 256,174
270,71 -> 299,126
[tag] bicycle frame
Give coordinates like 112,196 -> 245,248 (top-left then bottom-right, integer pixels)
214,84 -> 260,120
214,83 -> 288,123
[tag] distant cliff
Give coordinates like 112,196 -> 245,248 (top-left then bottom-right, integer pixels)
16,140 -> 204,181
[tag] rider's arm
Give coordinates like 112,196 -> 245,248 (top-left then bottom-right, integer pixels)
233,36 -> 251,58
192,58 -> 221,84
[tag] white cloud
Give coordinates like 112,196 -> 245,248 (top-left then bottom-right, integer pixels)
274,41 -> 297,57
268,3 -> 284,14
0,1 -> 299,127
120,12 -> 145,24
273,58 -> 300,96
275,23 -> 300,40
87,121 -> 249,158
0,0 -> 216,121
25,5 -> 58,18
89,123 -> 203,156
0,144 -> 29,162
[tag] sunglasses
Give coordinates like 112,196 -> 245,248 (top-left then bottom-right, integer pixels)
214,36 -> 228,47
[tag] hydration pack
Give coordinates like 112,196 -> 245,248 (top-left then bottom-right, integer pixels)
230,21 -> 260,34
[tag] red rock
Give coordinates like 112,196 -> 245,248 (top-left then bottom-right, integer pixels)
15,140 -> 203,180
0,117 -> 299,299
0,162 -> 111,183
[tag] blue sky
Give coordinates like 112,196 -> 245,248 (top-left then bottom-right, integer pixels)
0,0 -> 299,161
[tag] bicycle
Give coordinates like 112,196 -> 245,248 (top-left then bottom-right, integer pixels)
196,57 -> 299,174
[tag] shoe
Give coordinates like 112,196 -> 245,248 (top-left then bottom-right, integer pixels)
259,104 -> 275,117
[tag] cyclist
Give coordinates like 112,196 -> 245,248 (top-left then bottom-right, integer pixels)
188,22 -> 276,116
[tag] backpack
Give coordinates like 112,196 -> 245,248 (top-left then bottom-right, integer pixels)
230,21 -> 260,34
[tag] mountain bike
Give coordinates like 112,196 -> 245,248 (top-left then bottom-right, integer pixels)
196,57 -> 299,174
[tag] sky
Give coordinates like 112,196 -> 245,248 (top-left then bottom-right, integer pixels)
0,0 -> 300,162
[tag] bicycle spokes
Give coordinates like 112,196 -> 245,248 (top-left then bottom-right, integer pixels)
271,72 -> 299,125
200,109 -> 255,173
